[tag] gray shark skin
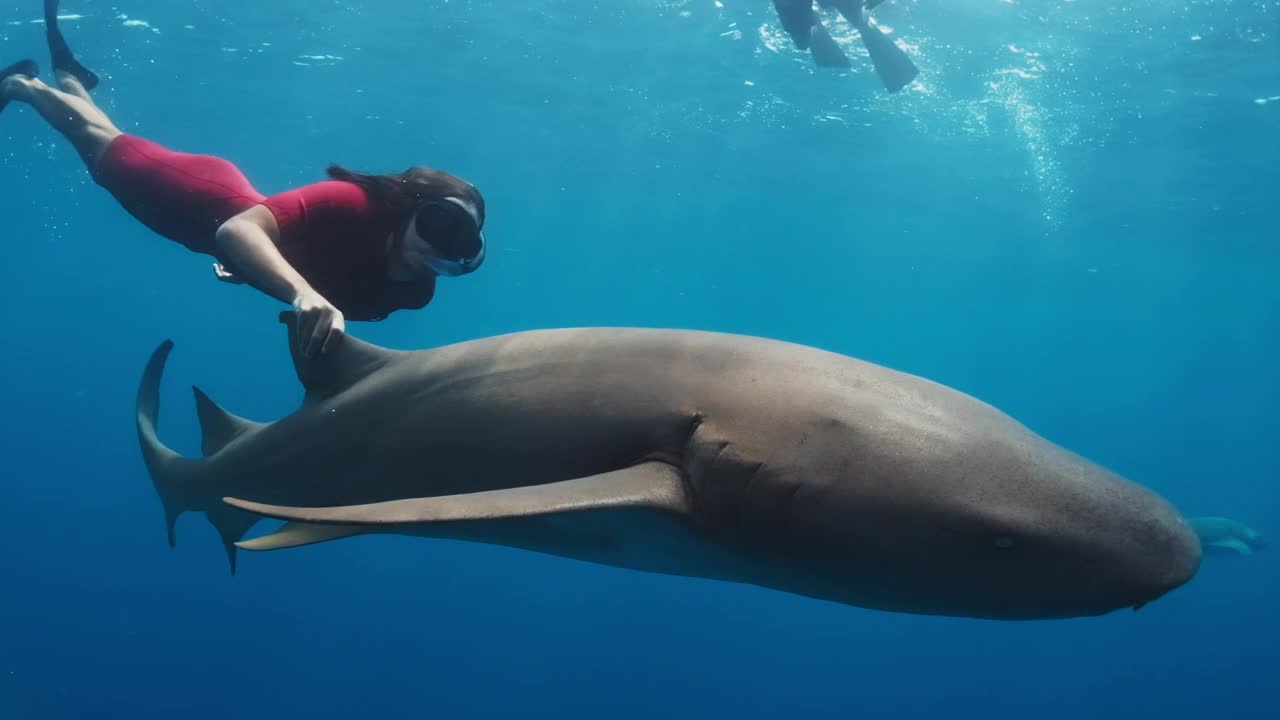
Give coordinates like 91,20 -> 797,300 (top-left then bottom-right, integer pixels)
137,317 -> 1201,620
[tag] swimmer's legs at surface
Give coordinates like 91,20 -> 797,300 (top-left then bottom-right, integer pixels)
0,70 -> 122,169
822,0 -> 919,91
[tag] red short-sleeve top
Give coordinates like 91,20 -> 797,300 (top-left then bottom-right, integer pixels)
262,181 -> 435,321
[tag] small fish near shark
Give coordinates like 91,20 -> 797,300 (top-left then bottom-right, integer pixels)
137,315 -> 1201,620
1189,516 -> 1265,556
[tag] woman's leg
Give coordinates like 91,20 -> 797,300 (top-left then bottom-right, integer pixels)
6,4 -> 266,255
2,1 -> 114,166
0,70 -> 121,170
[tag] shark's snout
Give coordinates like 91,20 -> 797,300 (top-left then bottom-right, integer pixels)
1128,509 -> 1202,610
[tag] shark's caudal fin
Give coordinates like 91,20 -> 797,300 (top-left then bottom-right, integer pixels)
137,341 -> 195,548
137,341 -> 262,574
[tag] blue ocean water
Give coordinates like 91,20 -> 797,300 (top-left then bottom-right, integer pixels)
2,0 -> 1277,717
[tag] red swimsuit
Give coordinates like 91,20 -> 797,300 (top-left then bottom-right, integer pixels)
91,134 -> 435,321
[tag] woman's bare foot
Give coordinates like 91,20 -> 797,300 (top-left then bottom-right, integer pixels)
1,69 -> 121,169
1,73 -> 35,103
1,59 -> 40,110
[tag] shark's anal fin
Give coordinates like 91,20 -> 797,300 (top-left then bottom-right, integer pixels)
278,311 -> 405,401
224,461 -> 690,530
193,387 -> 266,456
205,505 -> 261,575
238,522 -> 370,551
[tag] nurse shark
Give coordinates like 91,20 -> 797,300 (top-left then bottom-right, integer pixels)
137,317 -> 1201,619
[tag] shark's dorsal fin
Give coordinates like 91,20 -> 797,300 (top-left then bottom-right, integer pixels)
224,461 -> 689,527
193,386 -> 265,456
279,312 -> 404,400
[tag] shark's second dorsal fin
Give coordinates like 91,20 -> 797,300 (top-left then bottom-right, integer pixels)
279,311 -> 404,400
193,386 -> 266,456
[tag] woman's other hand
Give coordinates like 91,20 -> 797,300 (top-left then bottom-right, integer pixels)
212,262 -> 245,284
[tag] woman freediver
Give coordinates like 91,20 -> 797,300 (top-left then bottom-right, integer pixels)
3,1 -> 487,356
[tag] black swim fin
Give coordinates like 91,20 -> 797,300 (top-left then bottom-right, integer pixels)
0,59 -> 40,115
773,0 -> 819,50
823,0 -> 918,91
45,0 -> 98,90
857,19 -> 918,92
809,23 -> 852,68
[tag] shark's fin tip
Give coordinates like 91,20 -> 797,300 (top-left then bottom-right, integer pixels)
193,387 -> 263,456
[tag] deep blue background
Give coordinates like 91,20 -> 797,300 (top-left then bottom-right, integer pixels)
2,1 -> 1276,717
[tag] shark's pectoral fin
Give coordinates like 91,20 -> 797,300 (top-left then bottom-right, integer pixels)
223,461 -> 689,528
238,522 -> 370,551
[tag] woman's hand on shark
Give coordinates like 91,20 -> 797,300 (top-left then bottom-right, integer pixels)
291,290 -> 345,358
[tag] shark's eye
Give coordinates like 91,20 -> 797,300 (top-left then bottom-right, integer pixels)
992,535 -> 1015,549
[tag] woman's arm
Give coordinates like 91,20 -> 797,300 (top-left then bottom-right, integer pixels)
214,204 -> 345,357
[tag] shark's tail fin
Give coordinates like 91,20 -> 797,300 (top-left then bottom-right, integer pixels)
137,341 -> 194,547
137,341 -> 258,574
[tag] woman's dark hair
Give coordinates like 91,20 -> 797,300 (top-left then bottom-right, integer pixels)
326,164 -> 485,225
